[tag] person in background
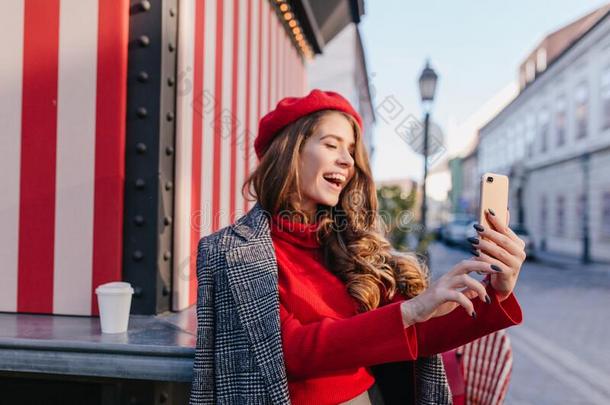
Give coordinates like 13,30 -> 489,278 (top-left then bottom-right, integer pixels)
189,89 -> 525,405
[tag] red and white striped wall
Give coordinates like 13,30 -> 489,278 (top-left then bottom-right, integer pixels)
0,0 -> 129,315
459,329 -> 513,404
173,0 -> 308,310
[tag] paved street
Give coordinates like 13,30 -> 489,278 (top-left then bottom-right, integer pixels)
427,241 -> 610,405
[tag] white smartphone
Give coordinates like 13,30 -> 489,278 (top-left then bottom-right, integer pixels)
478,172 -> 509,230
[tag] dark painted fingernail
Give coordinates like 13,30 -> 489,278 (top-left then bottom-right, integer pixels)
473,223 -> 484,232
491,264 -> 502,272
488,208 -> 496,216
471,311 -> 477,319
470,248 -> 480,257
485,295 -> 491,304
467,236 -> 479,245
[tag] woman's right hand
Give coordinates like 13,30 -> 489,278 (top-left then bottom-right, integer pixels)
400,259 -> 502,327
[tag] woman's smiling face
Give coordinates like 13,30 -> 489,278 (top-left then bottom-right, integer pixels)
298,111 -> 356,217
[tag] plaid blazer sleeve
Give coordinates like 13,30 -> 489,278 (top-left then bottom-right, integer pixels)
189,237 -> 217,405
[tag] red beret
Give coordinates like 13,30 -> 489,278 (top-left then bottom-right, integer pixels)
254,89 -> 363,159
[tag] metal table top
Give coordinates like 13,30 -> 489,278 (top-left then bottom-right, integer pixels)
0,306 -> 197,382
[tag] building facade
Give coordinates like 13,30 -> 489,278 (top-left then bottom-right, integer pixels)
307,22 -> 375,155
478,5 -> 610,262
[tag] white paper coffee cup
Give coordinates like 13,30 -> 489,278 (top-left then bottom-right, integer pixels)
95,282 -> 134,334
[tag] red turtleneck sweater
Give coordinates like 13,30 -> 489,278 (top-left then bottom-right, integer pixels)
270,213 -> 523,405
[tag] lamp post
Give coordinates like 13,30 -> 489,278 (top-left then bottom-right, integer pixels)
418,60 -> 438,250
581,153 -> 591,264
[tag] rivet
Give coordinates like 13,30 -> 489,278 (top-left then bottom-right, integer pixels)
137,71 -> 149,82
168,43 -> 175,52
165,181 -> 173,191
134,215 -> 144,226
136,142 -> 147,154
161,286 -> 170,297
169,8 -> 175,17
135,178 -> 146,189
167,77 -> 175,86
136,107 -> 148,118
139,0 -> 151,11
132,250 -> 144,261
163,251 -> 171,261
165,146 -> 174,156
138,35 -> 150,47
166,112 -> 174,122
133,286 -> 143,298
164,216 -> 172,226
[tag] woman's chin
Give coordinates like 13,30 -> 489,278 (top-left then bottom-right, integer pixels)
317,194 -> 340,206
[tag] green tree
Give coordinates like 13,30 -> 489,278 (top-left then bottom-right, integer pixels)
376,185 -> 418,251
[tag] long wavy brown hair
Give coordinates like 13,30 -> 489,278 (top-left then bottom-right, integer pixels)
243,110 -> 429,312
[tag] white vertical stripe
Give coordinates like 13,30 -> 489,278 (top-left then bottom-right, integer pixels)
201,0 -> 216,236
0,0 -> 24,312
54,0 -> 99,315
235,0 -> 247,220
173,0 -> 195,311
219,0 -> 233,228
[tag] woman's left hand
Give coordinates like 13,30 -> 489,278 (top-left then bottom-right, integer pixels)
470,208 -> 526,301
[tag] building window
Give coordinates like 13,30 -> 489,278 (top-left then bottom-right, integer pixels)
556,195 -> 565,237
539,109 -> 549,153
526,60 -> 536,83
602,66 -> 610,130
507,128 -> 514,163
540,195 -> 548,235
575,82 -> 588,139
602,192 -> 610,239
516,123 -> 525,159
526,115 -> 535,157
556,96 -> 566,146
536,48 -> 547,72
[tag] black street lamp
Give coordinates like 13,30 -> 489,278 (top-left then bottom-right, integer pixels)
418,60 -> 438,250
581,153 -> 591,264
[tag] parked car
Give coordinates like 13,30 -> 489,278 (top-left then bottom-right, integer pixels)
442,218 -> 475,246
512,224 -> 536,260
464,221 -> 536,260
432,224 -> 445,241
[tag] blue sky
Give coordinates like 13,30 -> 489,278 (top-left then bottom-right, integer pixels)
360,0 -> 609,188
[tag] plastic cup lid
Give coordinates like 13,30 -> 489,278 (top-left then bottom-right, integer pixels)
95,281 -> 134,295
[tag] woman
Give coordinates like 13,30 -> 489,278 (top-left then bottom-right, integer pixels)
189,89 -> 524,405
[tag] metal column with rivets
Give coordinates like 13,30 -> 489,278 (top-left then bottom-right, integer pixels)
124,0 -> 178,315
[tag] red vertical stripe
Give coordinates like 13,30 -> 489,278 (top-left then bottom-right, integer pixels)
278,23 -> 283,100
284,29 -> 288,96
267,5 -> 273,111
212,0 -> 224,232
276,19 -> 280,102
286,43 -> 290,96
243,0 -> 253,213
297,51 -> 302,95
91,0 -> 130,315
288,41 -> 293,96
257,0 -> 263,126
190,0 -> 205,305
229,0 -> 239,223
18,0 -> 60,313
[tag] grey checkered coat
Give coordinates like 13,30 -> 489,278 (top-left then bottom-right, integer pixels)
189,202 -> 452,404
